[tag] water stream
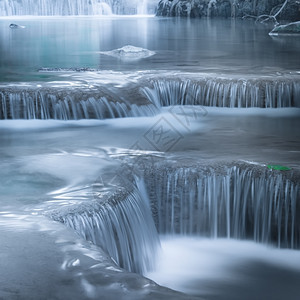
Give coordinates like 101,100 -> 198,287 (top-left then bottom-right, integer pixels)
0,0 -> 156,16
0,15 -> 299,300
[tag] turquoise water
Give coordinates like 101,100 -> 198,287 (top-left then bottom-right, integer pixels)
1,17 -> 300,81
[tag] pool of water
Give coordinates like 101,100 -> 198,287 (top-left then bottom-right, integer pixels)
1,16 -> 300,82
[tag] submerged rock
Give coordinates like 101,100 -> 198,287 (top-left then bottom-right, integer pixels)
269,21 -> 300,35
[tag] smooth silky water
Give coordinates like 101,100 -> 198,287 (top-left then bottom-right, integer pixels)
0,14 -> 300,300
1,17 -> 300,81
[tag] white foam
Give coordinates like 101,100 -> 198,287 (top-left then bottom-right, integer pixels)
203,107 -> 300,117
146,236 -> 300,296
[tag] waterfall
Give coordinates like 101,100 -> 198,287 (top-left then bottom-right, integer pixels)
144,163 -> 300,248
0,0 -> 113,15
0,0 -> 156,15
137,0 -> 148,15
94,2 -> 112,15
0,90 -> 157,120
49,160 -> 299,276
2,75 -> 298,120
142,78 -> 300,108
50,179 -> 160,274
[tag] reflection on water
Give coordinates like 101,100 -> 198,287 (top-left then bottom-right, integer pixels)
0,17 -> 300,81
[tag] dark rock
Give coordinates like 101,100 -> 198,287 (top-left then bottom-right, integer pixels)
9,23 -> 23,28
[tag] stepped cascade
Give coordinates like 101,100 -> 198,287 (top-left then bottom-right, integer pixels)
1,76 -> 299,120
49,162 -> 300,277
1,11 -> 299,300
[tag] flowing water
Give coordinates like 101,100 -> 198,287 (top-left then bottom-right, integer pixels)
0,0 -> 156,16
0,15 -> 300,300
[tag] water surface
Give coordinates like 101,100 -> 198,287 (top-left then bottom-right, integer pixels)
1,17 -> 300,81
1,15 -> 300,300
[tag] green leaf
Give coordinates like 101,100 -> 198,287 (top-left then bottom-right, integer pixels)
267,165 -> 291,171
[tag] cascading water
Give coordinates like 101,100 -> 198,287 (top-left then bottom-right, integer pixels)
137,0 -> 148,15
0,89 -> 157,120
1,75 -> 299,120
49,160 -> 299,278
1,14 -> 300,299
0,0 -> 156,15
142,78 -> 300,108
143,163 -> 300,249
50,178 -> 160,275
0,0 -> 113,15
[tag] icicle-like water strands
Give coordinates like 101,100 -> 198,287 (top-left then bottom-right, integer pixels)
137,0 -> 148,15
49,160 -> 299,278
0,0 -> 156,16
0,90 -> 157,120
142,78 -> 300,108
144,163 -> 300,248
0,0 -> 113,16
50,179 -> 160,274
2,74 -> 299,119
